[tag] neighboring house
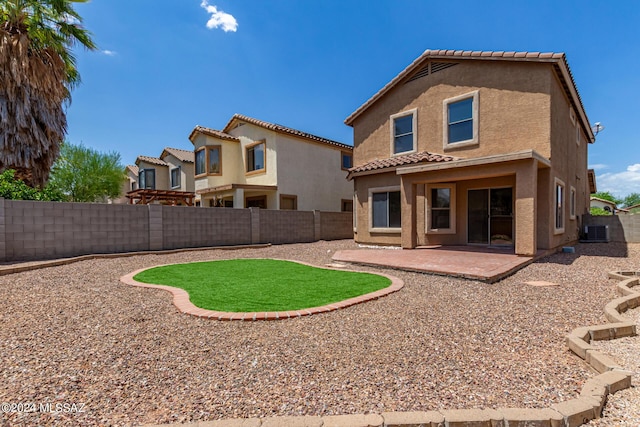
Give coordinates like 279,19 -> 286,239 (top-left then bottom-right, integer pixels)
109,165 -> 138,204
189,114 -> 353,211
590,197 -> 617,214
626,203 -> 640,214
345,49 -> 595,256
159,147 -> 195,193
129,147 -> 195,205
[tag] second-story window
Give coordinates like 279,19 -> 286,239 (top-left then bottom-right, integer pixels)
444,90 -> 479,149
195,146 -> 221,176
208,147 -> 221,174
341,152 -> 353,170
139,169 -> 155,190
390,109 -> 417,155
195,149 -> 206,175
170,167 -> 181,188
246,141 -> 265,173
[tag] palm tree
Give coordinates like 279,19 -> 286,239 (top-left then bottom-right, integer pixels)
0,0 -> 96,187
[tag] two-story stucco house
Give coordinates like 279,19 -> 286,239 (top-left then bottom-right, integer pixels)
129,147 -> 195,205
189,114 -> 354,211
345,50 -> 595,256
135,147 -> 195,192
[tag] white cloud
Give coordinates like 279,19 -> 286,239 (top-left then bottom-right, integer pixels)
588,163 -> 608,171
200,1 -> 238,32
102,50 -> 117,56
596,163 -> 640,197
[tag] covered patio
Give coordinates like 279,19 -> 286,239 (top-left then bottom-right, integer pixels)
333,245 -> 549,283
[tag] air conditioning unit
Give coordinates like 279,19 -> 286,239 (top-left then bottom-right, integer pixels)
582,225 -> 610,242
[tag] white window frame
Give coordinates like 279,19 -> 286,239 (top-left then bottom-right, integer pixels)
390,109 -> 417,156
570,186 -> 576,220
368,185 -> 402,233
426,183 -> 456,234
170,166 -> 181,189
443,90 -> 479,150
554,177 -> 565,234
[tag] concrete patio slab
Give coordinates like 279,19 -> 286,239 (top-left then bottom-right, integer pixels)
333,245 -> 548,283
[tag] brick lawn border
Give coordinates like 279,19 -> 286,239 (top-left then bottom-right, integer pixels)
119,259 -> 404,321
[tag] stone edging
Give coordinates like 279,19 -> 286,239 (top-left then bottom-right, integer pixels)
120,259 -> 404,321
143,271 -> 639,427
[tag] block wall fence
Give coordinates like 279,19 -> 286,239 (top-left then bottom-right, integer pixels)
0,199 -> 354,262
584,214 -> 640,243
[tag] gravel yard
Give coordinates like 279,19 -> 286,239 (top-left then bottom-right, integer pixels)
0,240 -> 638,427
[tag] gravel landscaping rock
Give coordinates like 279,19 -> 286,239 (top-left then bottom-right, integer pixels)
0,241 -> 638,427
586,305 -> 640,427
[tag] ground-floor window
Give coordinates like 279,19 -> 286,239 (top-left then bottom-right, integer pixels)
280,194 -> 297,210
246,195 -> 267,209
341,199 -> 353,212
427,183 -> 456,234
555,178 -> 565,233
371,189 -> 401,229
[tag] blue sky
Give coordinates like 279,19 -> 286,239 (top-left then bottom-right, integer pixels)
67,0 -> 640,198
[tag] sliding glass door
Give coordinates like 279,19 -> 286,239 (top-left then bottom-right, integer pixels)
468,188 -> 513,246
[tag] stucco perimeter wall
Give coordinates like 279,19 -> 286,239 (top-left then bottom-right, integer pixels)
0,199 -> 353,262
585,214 -> 640,243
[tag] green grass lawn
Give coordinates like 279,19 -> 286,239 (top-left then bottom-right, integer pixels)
133,259 -> 391,312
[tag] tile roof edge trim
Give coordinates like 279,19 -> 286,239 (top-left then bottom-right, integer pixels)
223,113 -> 352,150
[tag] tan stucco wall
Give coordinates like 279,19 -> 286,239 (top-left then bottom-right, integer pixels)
162,154 -> 195,192
546,73 -> 590,248
224,124 -> 279,188
275,134 -> 353,211
192,134 -> 243,192
351,61 -> 552,167
137,160 -> 169,191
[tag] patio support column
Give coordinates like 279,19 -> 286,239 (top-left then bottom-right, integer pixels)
401,177 -> 417,249
233,188 -> 244,208
515,160 -> 538,256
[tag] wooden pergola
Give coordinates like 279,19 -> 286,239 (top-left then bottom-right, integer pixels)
126,189 -> 196,206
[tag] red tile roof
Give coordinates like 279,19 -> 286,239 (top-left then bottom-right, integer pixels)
344,49 -> 594,142
161,147 -> 194,163
136,156 -> 168,167
189,126 -> 240,142
223,113 -> 352,150
125,165 -> 138,176
347,151 -> 459,179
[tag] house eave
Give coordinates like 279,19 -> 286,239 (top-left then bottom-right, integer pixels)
396,149 -> 551,175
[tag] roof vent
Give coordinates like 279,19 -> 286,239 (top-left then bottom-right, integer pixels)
406,62 -> 458,84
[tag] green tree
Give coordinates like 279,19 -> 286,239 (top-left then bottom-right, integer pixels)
592,191 -> 622,206
589,207 -> 612,216
0,0 -> 96,187
48,142 -> 125,202
621,193 -> 640,209
0,169 -> 64,201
